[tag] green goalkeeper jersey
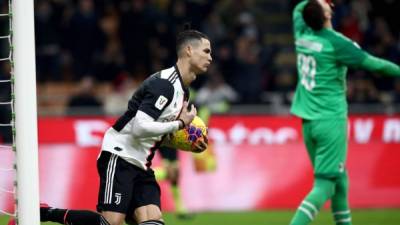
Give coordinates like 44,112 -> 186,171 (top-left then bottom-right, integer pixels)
290,0 -> 400,120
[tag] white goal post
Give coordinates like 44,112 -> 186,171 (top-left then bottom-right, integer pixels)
13,0 -> 40,224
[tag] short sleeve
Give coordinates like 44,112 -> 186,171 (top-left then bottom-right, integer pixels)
138,78 -> 174,120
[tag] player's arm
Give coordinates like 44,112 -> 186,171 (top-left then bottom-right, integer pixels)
293,0 -> 311,38
332,33 -> 400,76
131,78 -> 182,138
360,55 -> 400,76
132,110 -> 182,138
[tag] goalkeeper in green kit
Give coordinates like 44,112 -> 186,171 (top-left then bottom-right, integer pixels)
289,0 -> 400,225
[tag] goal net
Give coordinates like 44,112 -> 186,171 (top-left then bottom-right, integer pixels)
0,0 -> 40,224
0,0 -> 16,221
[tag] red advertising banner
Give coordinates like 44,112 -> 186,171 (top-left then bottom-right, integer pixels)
1,115 -> 400,213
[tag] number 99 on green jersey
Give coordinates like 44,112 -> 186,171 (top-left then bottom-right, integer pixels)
298,53 -> 317,91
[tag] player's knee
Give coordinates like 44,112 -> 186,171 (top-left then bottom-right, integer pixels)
336,173 -> 349,191
313,177 -> 335,200
135,205 -> 162,223
136,211 -> 162,223
148,211 -> 162,221
332,176 -> 348,199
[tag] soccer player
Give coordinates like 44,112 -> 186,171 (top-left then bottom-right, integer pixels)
16,29 -> 211,225
289,0 -> 400,225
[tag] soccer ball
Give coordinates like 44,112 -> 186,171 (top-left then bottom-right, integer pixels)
162,116 -> 207,152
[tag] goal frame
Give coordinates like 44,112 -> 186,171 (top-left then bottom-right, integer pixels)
13,0 -> 40,224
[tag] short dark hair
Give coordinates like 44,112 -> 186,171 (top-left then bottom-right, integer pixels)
302,0 -> 325,31
176,29 -> 209,54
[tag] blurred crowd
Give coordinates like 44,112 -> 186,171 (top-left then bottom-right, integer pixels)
0,0 -> 399,124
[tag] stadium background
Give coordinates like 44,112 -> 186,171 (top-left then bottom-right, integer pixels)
0,0 -> 400,224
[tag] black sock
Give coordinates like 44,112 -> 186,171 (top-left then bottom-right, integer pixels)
139,220 -> 165,225
65,210 -> 110,225
41,207 -> 110,225
40,207 -> 67,224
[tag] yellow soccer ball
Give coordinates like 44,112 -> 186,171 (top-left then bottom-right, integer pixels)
162,116 -> 207,152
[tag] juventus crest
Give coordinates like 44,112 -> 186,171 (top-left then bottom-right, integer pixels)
115,193 -> 122,205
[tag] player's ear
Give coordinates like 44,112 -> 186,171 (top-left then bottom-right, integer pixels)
186,44 -> 193,57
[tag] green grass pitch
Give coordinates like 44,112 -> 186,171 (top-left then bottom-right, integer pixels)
2,209 -> 400,225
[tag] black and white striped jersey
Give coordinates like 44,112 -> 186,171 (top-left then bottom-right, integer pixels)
101,65 -> 189,170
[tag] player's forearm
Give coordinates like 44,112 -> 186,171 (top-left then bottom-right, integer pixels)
294,0 -> 308,17
132,111 -> 180,138
293,1 -> 308,35
361,55 -> 400,76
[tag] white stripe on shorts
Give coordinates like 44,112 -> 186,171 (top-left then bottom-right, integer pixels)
105,154 -> 117,204
108,155 -> 118,203
104,154 -> 112,203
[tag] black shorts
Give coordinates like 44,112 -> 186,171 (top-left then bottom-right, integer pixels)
96,151 -> 161,216
158,146 -> 177,161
